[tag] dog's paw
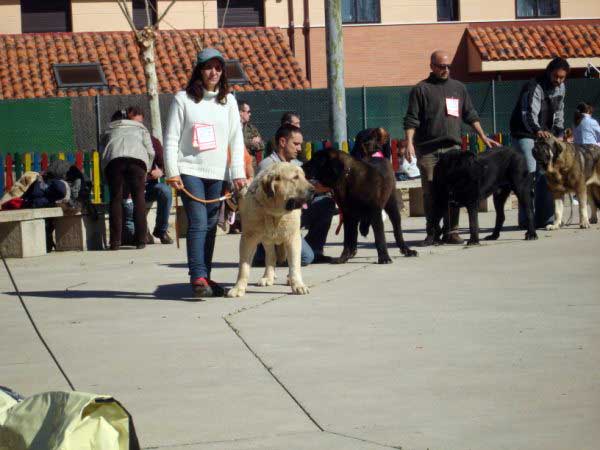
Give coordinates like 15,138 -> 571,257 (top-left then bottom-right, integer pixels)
546,223 -> 560,231
377,254 -> 393,264
466,239 -> 480,246
332,257 -> 348,264
580,221 -> 591,229
590,216 -> 598,224
525,231 -> 538,240
402,248 -> 418,257
290,283 -> 310,295
483,233 -> 499,241
227,285 -> 246,298
258,277 -> 274,287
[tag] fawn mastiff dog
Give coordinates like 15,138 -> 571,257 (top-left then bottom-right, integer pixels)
227,162 -> 314,297
533,136 -> 600,229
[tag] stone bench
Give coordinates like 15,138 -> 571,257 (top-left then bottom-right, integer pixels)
0,207 -> 106,258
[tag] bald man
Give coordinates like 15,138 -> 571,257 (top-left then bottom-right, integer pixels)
404,50 -> 499,246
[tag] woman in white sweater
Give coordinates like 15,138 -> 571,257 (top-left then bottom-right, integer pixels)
164,48 -> 246,298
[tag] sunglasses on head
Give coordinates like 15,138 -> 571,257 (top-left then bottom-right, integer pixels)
433,63 -> 451,70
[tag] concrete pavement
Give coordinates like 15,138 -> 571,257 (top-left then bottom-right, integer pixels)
1,208 -> 599,449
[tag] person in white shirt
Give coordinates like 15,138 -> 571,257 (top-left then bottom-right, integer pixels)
573,102 -> 600,145
164,48 -> 247,298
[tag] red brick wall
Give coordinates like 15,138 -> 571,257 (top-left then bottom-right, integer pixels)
288,18 -> 600,89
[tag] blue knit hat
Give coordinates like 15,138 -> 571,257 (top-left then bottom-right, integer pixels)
196,48 -> 225,66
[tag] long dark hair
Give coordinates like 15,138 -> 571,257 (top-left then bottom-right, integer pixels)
545,57 -> 570,75
574,102 -> 593,127
185,60 -> 229,105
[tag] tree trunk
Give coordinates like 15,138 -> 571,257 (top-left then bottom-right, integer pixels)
139,27 -> 163,143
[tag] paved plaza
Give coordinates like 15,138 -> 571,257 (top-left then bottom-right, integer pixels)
1,208 -> 599,450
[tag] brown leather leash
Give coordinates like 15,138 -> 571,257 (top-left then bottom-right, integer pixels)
171,182 -> 242,249
180,187 -> 233,204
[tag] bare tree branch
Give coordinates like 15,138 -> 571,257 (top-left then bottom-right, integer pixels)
156,0 -> 177,26
144,0 -> 152,27
116,0 -> 140,37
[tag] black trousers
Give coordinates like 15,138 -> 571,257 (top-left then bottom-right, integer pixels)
105,157 -> 147,246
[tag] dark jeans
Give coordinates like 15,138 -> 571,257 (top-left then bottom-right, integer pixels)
416,146 -> 461,237
106,157 -> 147,247
513,138 -> 554,228
180,175 -> 223,281
122,181 -> 173,242
301,194 -> 337,254
145,181 -> 172,234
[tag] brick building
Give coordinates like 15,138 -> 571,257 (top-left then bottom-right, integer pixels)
0,0 -> 599,98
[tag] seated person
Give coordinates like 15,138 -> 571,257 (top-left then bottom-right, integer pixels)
264,111 -> 302,158
254,124 -> 336,265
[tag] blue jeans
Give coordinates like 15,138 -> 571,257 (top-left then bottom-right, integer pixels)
146,181 -> 172,234
301,194 -> 336,254
122,181 -> 173,240
254,238 -> 315,266
180,175 -> 223,281
514,138 -> 554,228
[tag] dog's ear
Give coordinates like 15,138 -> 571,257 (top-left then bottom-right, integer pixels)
553,137 -> 564,157
376,127 -> 389,145
261,174 -> 279,198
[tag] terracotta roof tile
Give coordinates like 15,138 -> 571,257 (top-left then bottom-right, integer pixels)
0,27 -> 309,99
468,23 -> 600,61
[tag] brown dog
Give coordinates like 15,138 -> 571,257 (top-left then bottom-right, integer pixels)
533,136 -> 600,229
303,149 -> 417,264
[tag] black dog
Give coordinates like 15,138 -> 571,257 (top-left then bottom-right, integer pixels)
303,149 -> 417,264
432,148 -> 537,245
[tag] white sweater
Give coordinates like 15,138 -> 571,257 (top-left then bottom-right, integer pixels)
164,90 -> 245,181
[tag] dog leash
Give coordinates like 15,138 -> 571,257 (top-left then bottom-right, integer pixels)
171,180 -> 245,248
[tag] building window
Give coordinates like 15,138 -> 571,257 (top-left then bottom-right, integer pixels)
133,0 -> 157,29
342,0 -> 380,24
21,0 -> 71,33
516,0 -> 560,18
437,0 -> 459,21
218,0 -> 264,28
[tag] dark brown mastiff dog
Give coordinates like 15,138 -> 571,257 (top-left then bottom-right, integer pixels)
302,149 -> 417,264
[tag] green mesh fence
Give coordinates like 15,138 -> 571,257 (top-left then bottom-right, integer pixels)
1,79 -> 600,154
0,98 -> 75,153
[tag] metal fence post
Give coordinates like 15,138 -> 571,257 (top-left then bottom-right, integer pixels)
491,79 -> 497,134
362,85 -> 367,130
95,95 -> 101,151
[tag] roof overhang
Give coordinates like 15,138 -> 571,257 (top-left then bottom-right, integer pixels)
468,37 -> 600,72
467,22 -> 600,73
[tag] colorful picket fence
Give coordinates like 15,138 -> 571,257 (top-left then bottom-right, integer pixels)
0,132 -> 507,202
0,150 -> 105,204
